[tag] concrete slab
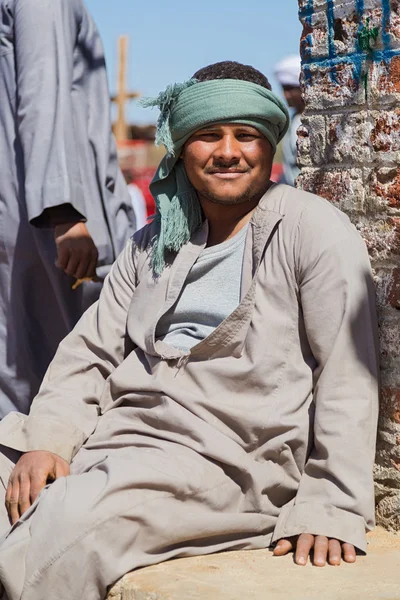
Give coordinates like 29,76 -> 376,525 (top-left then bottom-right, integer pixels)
107,528 -> 400,600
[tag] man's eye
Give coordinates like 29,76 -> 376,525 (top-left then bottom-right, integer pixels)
238,133 -> 256,140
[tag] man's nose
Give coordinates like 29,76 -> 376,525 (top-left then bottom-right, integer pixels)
213,134 -> 241,163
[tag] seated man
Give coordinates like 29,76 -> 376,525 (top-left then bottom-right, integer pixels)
0,61 -> 378,600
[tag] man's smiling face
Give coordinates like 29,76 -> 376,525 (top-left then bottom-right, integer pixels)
181,123 -> 274,207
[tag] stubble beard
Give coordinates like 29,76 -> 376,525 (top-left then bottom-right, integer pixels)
199,179 -> 271,207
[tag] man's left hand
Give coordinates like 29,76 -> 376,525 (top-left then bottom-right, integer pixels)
54,222 -> 98,280
273,534 -> 356,566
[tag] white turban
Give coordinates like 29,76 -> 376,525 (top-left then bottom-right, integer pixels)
274,55 -> 301,87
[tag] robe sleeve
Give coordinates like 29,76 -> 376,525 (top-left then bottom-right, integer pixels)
14,0 -> 85,225
272,203 -> 379,553
0,237 -> 137,463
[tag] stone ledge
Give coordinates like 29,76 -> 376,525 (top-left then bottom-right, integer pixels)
107,528 -> 400,600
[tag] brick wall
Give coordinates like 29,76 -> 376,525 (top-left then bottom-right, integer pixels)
297,0 -> 400,530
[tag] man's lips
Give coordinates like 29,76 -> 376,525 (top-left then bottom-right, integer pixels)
206,169 -> 249,179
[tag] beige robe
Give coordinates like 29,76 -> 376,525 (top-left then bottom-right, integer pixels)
0,184 -> 379,600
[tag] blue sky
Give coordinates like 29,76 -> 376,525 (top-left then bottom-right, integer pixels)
85,0 -> 302,124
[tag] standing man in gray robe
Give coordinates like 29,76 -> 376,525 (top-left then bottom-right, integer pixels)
0,0 -> 135,417
0,61 -> 378,600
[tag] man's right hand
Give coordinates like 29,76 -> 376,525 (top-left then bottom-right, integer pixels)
54,222 -> 98,280
6,451 -> 70,524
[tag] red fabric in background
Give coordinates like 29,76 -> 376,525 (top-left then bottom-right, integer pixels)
270,163 -> 283,183
132,170 -> 156,218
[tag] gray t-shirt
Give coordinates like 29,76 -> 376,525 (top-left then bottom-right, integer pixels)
156,224 -> 248,351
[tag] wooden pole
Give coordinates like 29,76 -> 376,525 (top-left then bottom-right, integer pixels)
112,35 -> 139,142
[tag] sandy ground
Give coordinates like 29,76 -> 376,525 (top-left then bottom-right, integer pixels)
108,528 -> 400,600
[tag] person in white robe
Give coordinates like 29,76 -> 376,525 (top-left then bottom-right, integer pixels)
274,55 -> 304,187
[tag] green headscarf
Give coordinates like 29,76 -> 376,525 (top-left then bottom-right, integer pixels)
142,79 -> 289,275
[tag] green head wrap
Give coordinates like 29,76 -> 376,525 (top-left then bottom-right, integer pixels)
142,78 -> 289,275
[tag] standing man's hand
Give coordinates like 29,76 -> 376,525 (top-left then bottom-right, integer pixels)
273,534 -> 357,566
54,222 -> 98,280
6,451 -> 70,524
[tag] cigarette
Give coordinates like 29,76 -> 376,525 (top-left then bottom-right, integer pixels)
72,277 -> 96,290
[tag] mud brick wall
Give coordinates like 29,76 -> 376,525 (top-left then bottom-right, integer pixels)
297,0 -> 400,530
